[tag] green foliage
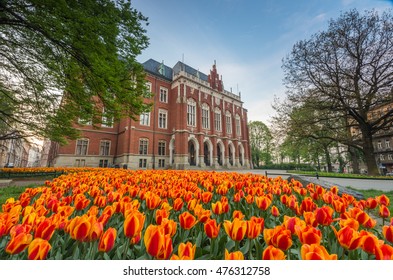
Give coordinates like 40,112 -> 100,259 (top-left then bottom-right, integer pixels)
0,0 -> 151,144
248,121 -> 273,167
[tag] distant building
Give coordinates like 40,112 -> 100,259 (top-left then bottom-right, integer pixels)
50,59 -> 251,170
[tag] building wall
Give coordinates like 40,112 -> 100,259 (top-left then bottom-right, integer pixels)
52,59 -> 251,170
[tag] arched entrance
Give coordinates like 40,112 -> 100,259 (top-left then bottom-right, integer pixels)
216,140 -> 225,166
188,141 -> 196,166
238,143 -> 244,166
204,142 -> 210,166
228,145 -> 233,166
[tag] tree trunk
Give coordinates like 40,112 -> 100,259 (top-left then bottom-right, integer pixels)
324,146 -> 333,172
348,146 -> 360,174
362,130 -> 379,176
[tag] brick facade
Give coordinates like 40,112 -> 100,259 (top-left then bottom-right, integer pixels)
52,59 -> 251,170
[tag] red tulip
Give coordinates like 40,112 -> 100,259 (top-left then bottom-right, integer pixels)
204,219 -> 220,239
225,249 -> 244,260
124,210 -> 145,239
223,218 -> 247,242
28,238 -> 51,260
301,244 -> 337,260
262,245 -> 286,260
179,211 -> 197,230
98,228 -> 117,253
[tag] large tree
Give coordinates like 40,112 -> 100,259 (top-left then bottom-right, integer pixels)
0,0 -> 151,144
248,120 -> 273,167
282,9 -> 393,175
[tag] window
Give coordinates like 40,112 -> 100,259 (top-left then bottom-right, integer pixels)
377,142 -> 382,150
99,159 -> 109,167
158,109 -> 168,129
100,140 -> 110,156
159,87 -> 168,103
386,140 -> 391,148
388,154 -> 393,160
146,82 -> 152,92
235,115 -> 241,136
139,139 -> 148,155
226,112 -> 232,135
380,154 -> 385,161
78,116 -> 92,126
201,104 -> 210,129
158,159 -> 165,168
140,112 -> 150,126
76,139 -> 88,155
139,159 -> 147,168
187,99 -> 196,127
158,141 -> 166,156
75,159 -> 85,167
101,107 -> 113,128
214,109 -> 222,132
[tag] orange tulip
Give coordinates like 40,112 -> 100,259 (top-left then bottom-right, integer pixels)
232,210 -> 245,220
175,241 -> 196,260
255,195 -> 272,211
300,197 -> 317,214
263,225 -> 292,251
179,211 -> 197,230
98,228 -> 117,253
376,194 -> 390,206
282,216 -> 306,235
6,232 -> 33,255
246,216 -> 264,239
379,205 -> 390,219
383,225 -> 393,243
315,206 -> 334,226
204,219 -> 220,239
160,218 -> 177,237
301,244 -> 337,260
225,249 -> 244,260
375,244 -> 393,260
339,218 -> 359,231
262,245 -> 286,260
172,197 -> 184,212
67,216 -> 91,241
34,218 -> 56,241
360,231 -> 381,255
331,225 -> 363,250
155,209 -> 169,225
223,218 -> 247,242
295,225 -> 322,245
145,192 -> 161,210
74,194 -> 90,211
271,206 -> 280,217
124,210 -> 145,239
28,238 -> 51,260
211,201 -> 224,215
365,197 -> 378,210
144,225 -> 173,260
201,192 -> 213,204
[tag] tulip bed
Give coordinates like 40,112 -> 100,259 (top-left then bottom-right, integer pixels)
0,168 -> 392,260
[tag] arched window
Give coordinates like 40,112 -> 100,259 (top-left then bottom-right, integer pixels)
187,99 -> 197,127
201,103 -> 210,129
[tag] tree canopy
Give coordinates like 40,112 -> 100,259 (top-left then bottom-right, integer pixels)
281,9 -> 393,175
248,120 -> 273,167
0,0 -> 151,144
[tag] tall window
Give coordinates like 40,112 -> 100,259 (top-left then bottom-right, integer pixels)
101,107 -> 113,128
140,112 -> 150,126
226,112 -> 232,135
214,108 -> 222,132
100,140 -> 110,156
235,115 -> 241,136
158,141 -> 166,156
378,142 -> 382,150
386,140 -> 391,148
158,109 -> 167,129
76,139 -> 89,155
380,154 -> 385,161
139,139 -> 148,155
187,99 -> 196,127
159,87 -> 168,103
201,104 -> 210,129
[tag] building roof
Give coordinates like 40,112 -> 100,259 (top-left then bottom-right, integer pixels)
142,59 -> 209,82
142,59 -> 173,81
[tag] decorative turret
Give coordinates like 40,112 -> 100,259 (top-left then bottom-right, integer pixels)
208,61 -> 224,92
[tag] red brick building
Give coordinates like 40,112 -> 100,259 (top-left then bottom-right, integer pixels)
51,59 -> 251,170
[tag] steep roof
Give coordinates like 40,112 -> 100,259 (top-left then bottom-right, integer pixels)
172,61 -> 208,82
142,59 -> 173,81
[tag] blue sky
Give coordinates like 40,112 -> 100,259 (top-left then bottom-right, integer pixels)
133,0 -> 392,125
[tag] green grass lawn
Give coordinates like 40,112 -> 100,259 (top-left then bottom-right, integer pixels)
288,170 -> 393,180
345,187 -> 393,215
0,184 -> 39,206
